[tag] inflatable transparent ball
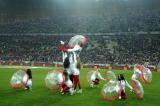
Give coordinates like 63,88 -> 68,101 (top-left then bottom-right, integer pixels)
86,71 -> 95,84
142,68 -> 152,83
132,80 -> 144,99
10,70 -> 28,89
45,70 -> 64,91
68,35 -> 87,47
106,71 -> 117,81
101,81 -> 122,101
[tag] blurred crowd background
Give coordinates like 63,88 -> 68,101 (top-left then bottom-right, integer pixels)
0,0 -> 159,66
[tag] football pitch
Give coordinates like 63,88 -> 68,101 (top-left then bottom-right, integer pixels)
0,66 -> 160,106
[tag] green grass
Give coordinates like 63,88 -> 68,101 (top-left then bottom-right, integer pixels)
0,67 -> 160,106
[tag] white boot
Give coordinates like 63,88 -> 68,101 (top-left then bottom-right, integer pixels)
90,83 -> 94,88
77,89 -> 82,93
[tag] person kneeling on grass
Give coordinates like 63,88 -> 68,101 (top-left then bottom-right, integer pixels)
25,69 -> 32,90
90,66 -> 106,88
118,74 -> 133,100
61,71 -> 74,95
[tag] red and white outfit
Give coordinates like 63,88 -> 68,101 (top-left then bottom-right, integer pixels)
118,80 -> 133,100
119,80 -> 133,92
59,41 -> 82,57
61,79 -> 74,94
26,79 -> 32,89
62,52 -> 68,63
59,41 -> 68,63
132,68 -> 142,81
60,42 -> 82,92
90,71 -> 105,87
67,45 -> 82,57
72,53 -> 81,91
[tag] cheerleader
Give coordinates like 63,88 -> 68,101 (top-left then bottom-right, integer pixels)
118,74 -> 133,100
131,64 -> 143,81
90,66 -> 105,87
25,69 -> 32,90
61,71 -> 74,95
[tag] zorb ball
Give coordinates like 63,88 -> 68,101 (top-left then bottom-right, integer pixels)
10,70 -> 28,89
106,71 -> 117,81
86,71 -> 95,84
142,68 -> 152,84
132,80 -> 144,100
68,35 -> 87,48
45,70 -> 64,91
101,81 -> 122,101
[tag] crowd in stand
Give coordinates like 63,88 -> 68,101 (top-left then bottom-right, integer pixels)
0,10 -> 160,33
0,34 -> 159,66
0,2 -> 160,66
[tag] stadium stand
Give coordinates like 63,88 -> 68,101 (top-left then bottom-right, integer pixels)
0,34 -> 159,66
